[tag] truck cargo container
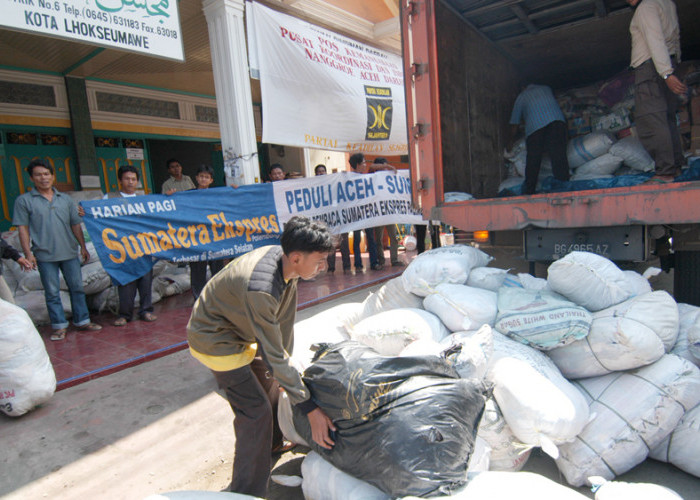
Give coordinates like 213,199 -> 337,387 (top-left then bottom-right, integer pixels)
401,0 -> 700,304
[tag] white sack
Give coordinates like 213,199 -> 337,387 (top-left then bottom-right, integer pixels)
495,288 -> 591,350
292,303 -> 359,369
277,391 -> 309,447
486,333 -> 590,457
608,136 -> 655,172
621,270 -> 653,297
468,437 -> 491,473
18,269 -> 54,292
301,451 -> 389,500
0,300 -> 56,416
466,267 -> 510,292
401,245 -> 492,297
359,277 -> 423,320
153,273 -> 191,297
439,325 -> 493,380
423,284 -> 497,332
401,471 -> 589,500
590,477 -> 683,500
476,398 -> 532,472
547,291 -> 678,378
350,308 -> 449,356
81,261 -> 112,295
556,354 -> 700,487
517,273 -> 549,291
649,402 -> 700,477
398,338 -> 443,358
498,176 -> 525,192
567,132 -> 615,168
15,290 -> 72,326
574,153 -> 622,177
547,251 -> 630,311
677,302 -> 700,363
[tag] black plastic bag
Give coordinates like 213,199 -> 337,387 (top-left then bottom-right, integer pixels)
293,341 -> 488,498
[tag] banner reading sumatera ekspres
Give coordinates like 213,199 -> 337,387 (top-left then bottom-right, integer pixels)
80,185 -> 280,285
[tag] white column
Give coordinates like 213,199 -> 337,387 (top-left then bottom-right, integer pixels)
203,0 -> 259,186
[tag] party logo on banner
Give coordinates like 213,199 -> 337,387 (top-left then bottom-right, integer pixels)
365,86 -> 393,141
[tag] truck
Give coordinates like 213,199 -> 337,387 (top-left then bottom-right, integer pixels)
400,0 -> 700,305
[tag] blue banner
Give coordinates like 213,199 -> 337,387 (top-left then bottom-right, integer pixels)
81,185 -> 281,285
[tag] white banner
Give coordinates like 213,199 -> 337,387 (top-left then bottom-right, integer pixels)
273,171 -> 423,233
1,0 -> 183,61
247,2 -> 408,155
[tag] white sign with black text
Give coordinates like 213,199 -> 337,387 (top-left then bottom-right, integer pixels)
1,0 -> 183,61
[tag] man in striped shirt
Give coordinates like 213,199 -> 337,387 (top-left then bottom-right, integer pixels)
510,84 -> 570,194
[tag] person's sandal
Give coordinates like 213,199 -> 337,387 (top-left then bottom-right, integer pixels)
271,440 -> 296,455
50,328 -> 67,341
113,317 -> 127,327
141,312 -> 157,322
77,322 -> 103,331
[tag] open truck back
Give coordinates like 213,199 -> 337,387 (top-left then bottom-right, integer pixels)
401,0 -> 700,305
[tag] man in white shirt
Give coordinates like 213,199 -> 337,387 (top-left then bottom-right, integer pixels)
627,0 -> 687,183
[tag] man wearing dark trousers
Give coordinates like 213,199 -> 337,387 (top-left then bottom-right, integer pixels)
105,165 -> 157,327
187,217 -> 336,497
314,164 -> 351,273
510,83 -> 570,194
627,0 -> 687,184
348,153 -> 381,271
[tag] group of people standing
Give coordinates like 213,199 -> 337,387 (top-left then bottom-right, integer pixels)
314,153 -> 405,273
510,0 -> 686,193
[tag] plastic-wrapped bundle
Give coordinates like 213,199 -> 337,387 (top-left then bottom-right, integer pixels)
292,341 -> 487,498
608,136 -> 655,172
349,308 -> 449,356
547,291 -> 678,378
0,300 -> 56,416
423,284 -> 498,332
547,252 -> 630,311
573,153 -> 622,177
494,288 -> 591,351
401,245 -> 492,297
555,355 -> 700,487
649,402 -> 700,478
486,333 -> 590,458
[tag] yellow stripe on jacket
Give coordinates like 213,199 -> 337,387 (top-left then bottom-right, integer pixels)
189,343 -> 258,372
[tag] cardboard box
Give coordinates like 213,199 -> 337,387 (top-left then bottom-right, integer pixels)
593,108 -> 632,133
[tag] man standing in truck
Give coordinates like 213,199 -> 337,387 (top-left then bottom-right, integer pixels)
627,0 -> 687,184
509,83 -> 570,194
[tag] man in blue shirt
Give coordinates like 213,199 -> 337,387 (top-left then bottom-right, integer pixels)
13,160 -> 102,340
510,84 -> 570,194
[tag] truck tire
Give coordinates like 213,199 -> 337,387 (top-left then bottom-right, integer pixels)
674,251 -> 700,307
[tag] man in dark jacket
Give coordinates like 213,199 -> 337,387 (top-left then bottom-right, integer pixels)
187,216 -> 336,497
0,238 -> 32,303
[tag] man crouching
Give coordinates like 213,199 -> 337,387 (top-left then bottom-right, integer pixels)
186,216 -> 336,497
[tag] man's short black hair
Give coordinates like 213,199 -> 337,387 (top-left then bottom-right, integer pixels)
374,157 -> 388,164
349,153 -> 365,170
166,158 -> 180,169
197,164 -> 215,176
26,159 -> 53,176
280,216 -> 334,255
270,163 -> 284,172
118,164 -> 140,181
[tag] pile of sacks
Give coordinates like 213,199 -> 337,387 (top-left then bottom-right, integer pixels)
282,245 -> 700,499
1,223 -> 191,326
501,131 -> 655,192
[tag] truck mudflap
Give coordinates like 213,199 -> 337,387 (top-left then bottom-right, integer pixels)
431,181 -> 700,232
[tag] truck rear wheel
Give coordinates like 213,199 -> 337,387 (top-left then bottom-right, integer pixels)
673,251 -> 700,307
